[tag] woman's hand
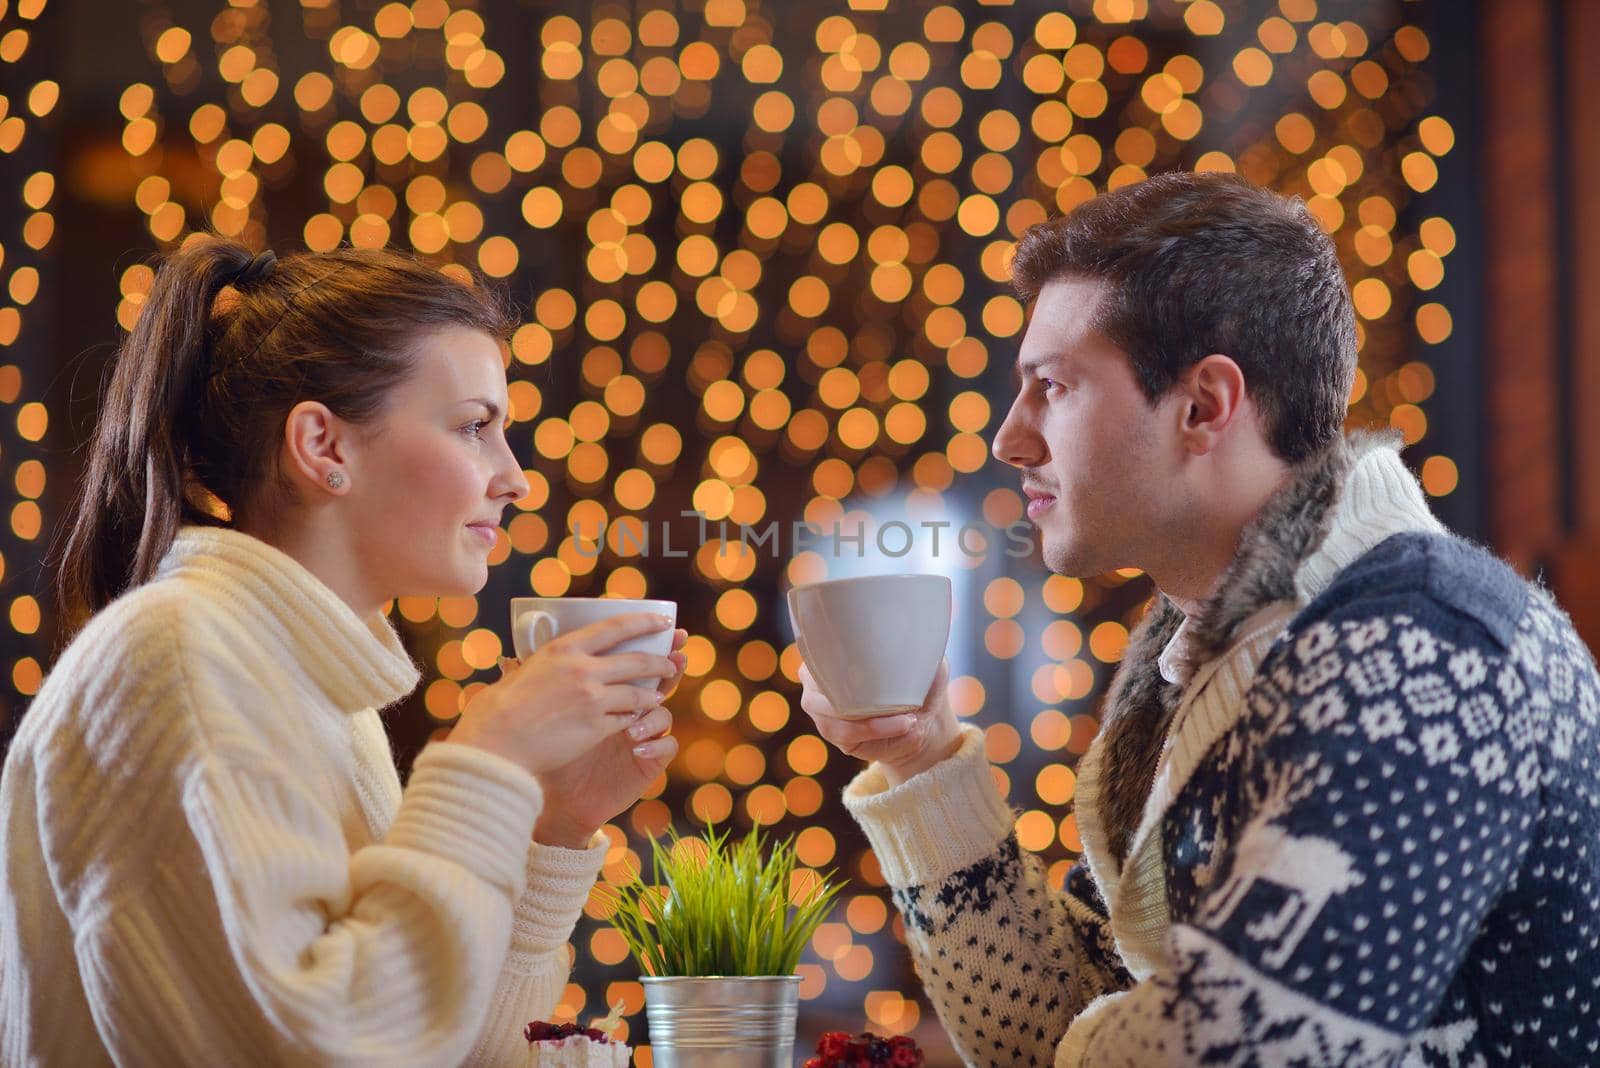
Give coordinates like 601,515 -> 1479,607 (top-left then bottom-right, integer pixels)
657,627 -> 688,698
519,628 -> 687,849
448,613 -> 677,779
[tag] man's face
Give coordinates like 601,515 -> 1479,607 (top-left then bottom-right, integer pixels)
991,276 -> 1184,577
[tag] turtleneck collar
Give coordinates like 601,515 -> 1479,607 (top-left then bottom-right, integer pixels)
1089,430 -> 1444,868
154,525 -> 421,713
1156,431 -> 1445,686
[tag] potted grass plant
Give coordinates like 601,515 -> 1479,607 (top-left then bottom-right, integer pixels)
603,823 -> 843,1067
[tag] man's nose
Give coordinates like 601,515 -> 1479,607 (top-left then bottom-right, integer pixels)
992,396 -> 1045,469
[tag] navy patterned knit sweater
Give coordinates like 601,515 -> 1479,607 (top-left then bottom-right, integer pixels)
843,438 -> 1600,1067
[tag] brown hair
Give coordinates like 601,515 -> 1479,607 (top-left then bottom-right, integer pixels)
55,236 -> 516,622
1011,171 -> 1357,463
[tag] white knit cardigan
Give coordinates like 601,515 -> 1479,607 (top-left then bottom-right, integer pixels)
0,526 -> 607,1066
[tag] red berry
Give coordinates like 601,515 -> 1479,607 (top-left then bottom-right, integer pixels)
523,1020 -> 610,1045
817,1032 -> 852,1058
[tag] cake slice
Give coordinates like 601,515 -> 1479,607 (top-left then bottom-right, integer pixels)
522,1021 -> 630,1067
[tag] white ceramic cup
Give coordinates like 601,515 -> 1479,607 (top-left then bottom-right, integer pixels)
510,597 -> 677,687
786,574 -> 952,720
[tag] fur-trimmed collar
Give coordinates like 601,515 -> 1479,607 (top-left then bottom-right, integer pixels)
1093,430 -> 1432,864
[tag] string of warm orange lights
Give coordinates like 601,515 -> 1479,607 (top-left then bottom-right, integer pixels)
1,0 -> 55,710
1,0 -> 1457,1051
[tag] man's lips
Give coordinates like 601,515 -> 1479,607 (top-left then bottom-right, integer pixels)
1023,489 -> 1057,519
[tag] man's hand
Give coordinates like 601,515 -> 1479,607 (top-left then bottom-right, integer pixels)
798,658 -> 963,787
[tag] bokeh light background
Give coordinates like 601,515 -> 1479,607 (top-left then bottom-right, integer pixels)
0,0 -> 1480,1060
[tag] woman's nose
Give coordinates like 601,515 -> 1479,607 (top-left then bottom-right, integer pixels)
495,443 -> 530,502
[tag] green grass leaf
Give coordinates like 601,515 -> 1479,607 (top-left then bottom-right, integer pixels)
598,822 -> 843,977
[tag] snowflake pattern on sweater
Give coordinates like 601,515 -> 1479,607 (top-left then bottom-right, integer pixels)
891,837 -> 1132,1065
884,533 -> 1600,1067
889,844 -> 1139,1061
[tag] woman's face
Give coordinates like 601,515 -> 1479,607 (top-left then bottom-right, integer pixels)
343,325 -> 528,600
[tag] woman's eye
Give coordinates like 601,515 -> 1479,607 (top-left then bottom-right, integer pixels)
463,420 -> 488,438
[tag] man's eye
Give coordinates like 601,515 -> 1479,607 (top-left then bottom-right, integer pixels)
1039,377 -> 1061,393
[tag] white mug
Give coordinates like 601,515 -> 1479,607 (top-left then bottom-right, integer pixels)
787,574 -> 952,719
510,597 -> 677,687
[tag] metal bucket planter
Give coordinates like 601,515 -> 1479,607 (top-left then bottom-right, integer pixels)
640,975 -> 800,1067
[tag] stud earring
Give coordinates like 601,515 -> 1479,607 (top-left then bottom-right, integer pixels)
326,470 -> 346,490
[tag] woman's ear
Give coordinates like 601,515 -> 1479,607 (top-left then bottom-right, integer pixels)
281,400 -> 353,495
1176,353 -> 1249,456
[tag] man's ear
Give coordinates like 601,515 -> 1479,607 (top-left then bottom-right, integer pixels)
1176,353 -> 1248,456
281,400 -> 353,495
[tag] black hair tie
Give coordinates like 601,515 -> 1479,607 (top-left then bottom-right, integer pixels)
230,249 -> 277,288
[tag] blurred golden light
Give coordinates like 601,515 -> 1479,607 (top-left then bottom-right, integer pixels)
447,102 -> 489,143
11,500 -> 42,540
1088,622 -> 1129,663
690,783 -> 734,824
1416,303 -> 1453,344
1307,69 -> 1348,110
374,2 -> 413,38
1408,249 -> 1445,290
9,595 -> 39,635
13,460 -> 45,500
1351,277 -> 1392,320
1421,456 -> 1459,497
1390,403 -> 1428,445
837,409 -> 880,451
795,826 -> 835,867
154,26 -> 191,64
13,659 -> 42,697
745,691 -> 789,734
984,619 -> 1025,659
16,401 -> 46,441
1419,216 -> 1456,255
724,743 -> 766,786
1401,151 -> 1439,192
1418,116 -> 1455,157
1016,810 -> 1056,852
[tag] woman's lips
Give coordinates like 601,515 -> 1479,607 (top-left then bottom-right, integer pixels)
1026,494 -> 1057,519
466,523 -> 497,547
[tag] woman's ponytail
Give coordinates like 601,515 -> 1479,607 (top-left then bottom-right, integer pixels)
55,238 -> 257,622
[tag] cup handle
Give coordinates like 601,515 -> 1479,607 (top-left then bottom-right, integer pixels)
517,610 -> 559,658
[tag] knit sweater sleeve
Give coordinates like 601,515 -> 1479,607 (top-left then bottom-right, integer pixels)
464,835 -> 609,1063
1054,598 -> 1550,1066
167,740 -> 549,1066
844,725 -> 1133,1067
49,611 -> 562,1068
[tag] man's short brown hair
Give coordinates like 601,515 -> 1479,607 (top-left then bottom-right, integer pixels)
1011,172 -> 1357,463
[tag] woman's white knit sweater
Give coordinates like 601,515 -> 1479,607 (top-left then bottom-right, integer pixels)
0,526 -> 607,1066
